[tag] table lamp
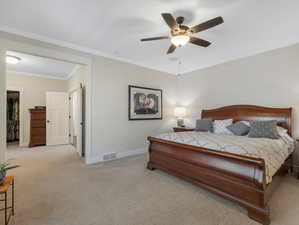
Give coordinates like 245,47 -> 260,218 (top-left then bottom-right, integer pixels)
174,107 -> 186,127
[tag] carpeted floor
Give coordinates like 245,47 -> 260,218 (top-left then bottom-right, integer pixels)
2,144 -> 299,225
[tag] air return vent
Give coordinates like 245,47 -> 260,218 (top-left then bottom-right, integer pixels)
103,153 -> 117,161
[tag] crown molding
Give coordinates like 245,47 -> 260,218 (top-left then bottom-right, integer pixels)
67,64 -> 82,79
2,26 -> 299,77
7,70 -> 68,80
0,25 -> 175,75
179,41 -> 299,75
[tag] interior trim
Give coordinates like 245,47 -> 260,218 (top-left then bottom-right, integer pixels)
0,26 -> 173,75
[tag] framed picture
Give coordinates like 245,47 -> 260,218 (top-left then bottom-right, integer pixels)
128,85 -> 162,120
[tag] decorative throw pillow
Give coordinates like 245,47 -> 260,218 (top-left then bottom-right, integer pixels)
248,120 -> 279,139
195,118 -> 213,132
213,119 -> 233,135
226,122 -> 250,136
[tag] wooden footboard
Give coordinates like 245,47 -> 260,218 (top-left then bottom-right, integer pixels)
147,136 -> 288,225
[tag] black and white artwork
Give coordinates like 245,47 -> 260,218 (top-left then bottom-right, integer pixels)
128,85 -> 162,120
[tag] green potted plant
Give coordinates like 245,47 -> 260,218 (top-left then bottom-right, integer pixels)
0,161 -> 19,185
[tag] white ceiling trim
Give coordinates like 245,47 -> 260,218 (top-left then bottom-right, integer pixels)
181,40 -> 299,75
7,70 -> 69,80
67,64 -> 81,80
0,25 -> 174,75
2,24 -> 299,77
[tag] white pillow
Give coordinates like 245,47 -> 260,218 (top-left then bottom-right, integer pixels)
240,120 -> 250,126
276,126 -> 294,141
277,126 -> 287,135
213,119 -> 233,135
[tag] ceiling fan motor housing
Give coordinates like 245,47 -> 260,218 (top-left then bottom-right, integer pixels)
170,16 -> 190,36
176,16 -> 184,25
171,25 -> 190,36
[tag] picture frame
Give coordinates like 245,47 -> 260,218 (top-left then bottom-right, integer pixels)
128,85 -> 163,120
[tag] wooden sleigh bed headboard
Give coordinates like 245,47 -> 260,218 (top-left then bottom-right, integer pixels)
201,105 -> 292,136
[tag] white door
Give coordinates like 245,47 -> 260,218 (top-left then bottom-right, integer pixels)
46,92 -> 69,146
70,88 -> 83,156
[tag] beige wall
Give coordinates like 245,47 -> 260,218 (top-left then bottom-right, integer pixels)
177,43 -> 299,136
2,32 -> 299,164
7,72 -> 68,146
67,65 -> 87,92
67,57 -> 177,162
0,50 -> 6,161
0,33 -> 176,163
0,33 -> 92,162
90,56 -> 177,162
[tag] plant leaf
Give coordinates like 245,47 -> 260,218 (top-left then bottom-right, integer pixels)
5,165 -> 20,171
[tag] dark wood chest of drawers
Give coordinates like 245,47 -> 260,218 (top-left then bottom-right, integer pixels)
29,109 -> 46,147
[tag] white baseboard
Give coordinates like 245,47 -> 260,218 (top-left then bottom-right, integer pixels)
19,142 -> 29,147
86,147 -> 147,165
86,155 -> 103,164
117,148 -> 147,159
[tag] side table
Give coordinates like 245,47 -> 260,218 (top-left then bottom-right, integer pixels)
294,138 -> 299,179
0,176 -> 15,225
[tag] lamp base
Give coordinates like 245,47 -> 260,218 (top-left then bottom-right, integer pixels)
177,119 -> 185,127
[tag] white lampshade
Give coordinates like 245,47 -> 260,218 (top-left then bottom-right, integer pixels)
174,107 -> 186,118
171,35 -> 190,47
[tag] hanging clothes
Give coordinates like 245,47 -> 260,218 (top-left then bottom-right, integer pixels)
12,101 -> 19,121
7,91 -> 20,142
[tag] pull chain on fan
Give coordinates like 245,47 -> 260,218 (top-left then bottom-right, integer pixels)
177,60 -> 182,76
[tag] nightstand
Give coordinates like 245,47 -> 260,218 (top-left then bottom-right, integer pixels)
173,127 -> 195,132
295,138 -> 299,179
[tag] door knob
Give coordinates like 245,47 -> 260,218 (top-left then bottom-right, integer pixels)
47,120 -> 50,123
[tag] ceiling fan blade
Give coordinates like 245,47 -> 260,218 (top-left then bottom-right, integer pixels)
141,36 -> 169,41
167,44 -> 176,54
161,13 -> 178,30
191,16 -> 224,33
189,37 -> 211,47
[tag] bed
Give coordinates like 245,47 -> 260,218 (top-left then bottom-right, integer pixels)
147,105 -> 293,225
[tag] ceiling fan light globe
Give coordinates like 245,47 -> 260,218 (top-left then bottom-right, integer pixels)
171,35 -> 190,47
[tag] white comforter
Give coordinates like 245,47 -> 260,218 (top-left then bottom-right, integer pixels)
155,131 -> 295,183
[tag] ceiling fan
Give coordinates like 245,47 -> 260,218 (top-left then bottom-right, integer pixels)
141,13 -> 224,54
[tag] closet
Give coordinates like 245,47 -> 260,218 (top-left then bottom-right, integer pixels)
7,91 -> 20,143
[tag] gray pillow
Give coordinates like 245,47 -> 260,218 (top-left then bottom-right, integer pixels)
195,118 -> 213,132
226,122 -> 250,136
248,120 -> 279,139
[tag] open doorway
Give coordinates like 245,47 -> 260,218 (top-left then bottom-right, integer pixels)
69,84 -> 85,157
7,90 -> 20,147
5,50 -> 87,159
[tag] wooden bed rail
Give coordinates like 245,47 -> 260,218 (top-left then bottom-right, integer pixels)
148,137 -> 265,165
147,137 -> 274,224
148,137 -> 267,190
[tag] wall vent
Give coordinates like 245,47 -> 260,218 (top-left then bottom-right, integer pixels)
103,152 -> 117,161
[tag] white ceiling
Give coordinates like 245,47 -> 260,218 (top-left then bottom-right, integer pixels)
7,51 -> 79,80
1,0 -> 299,74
